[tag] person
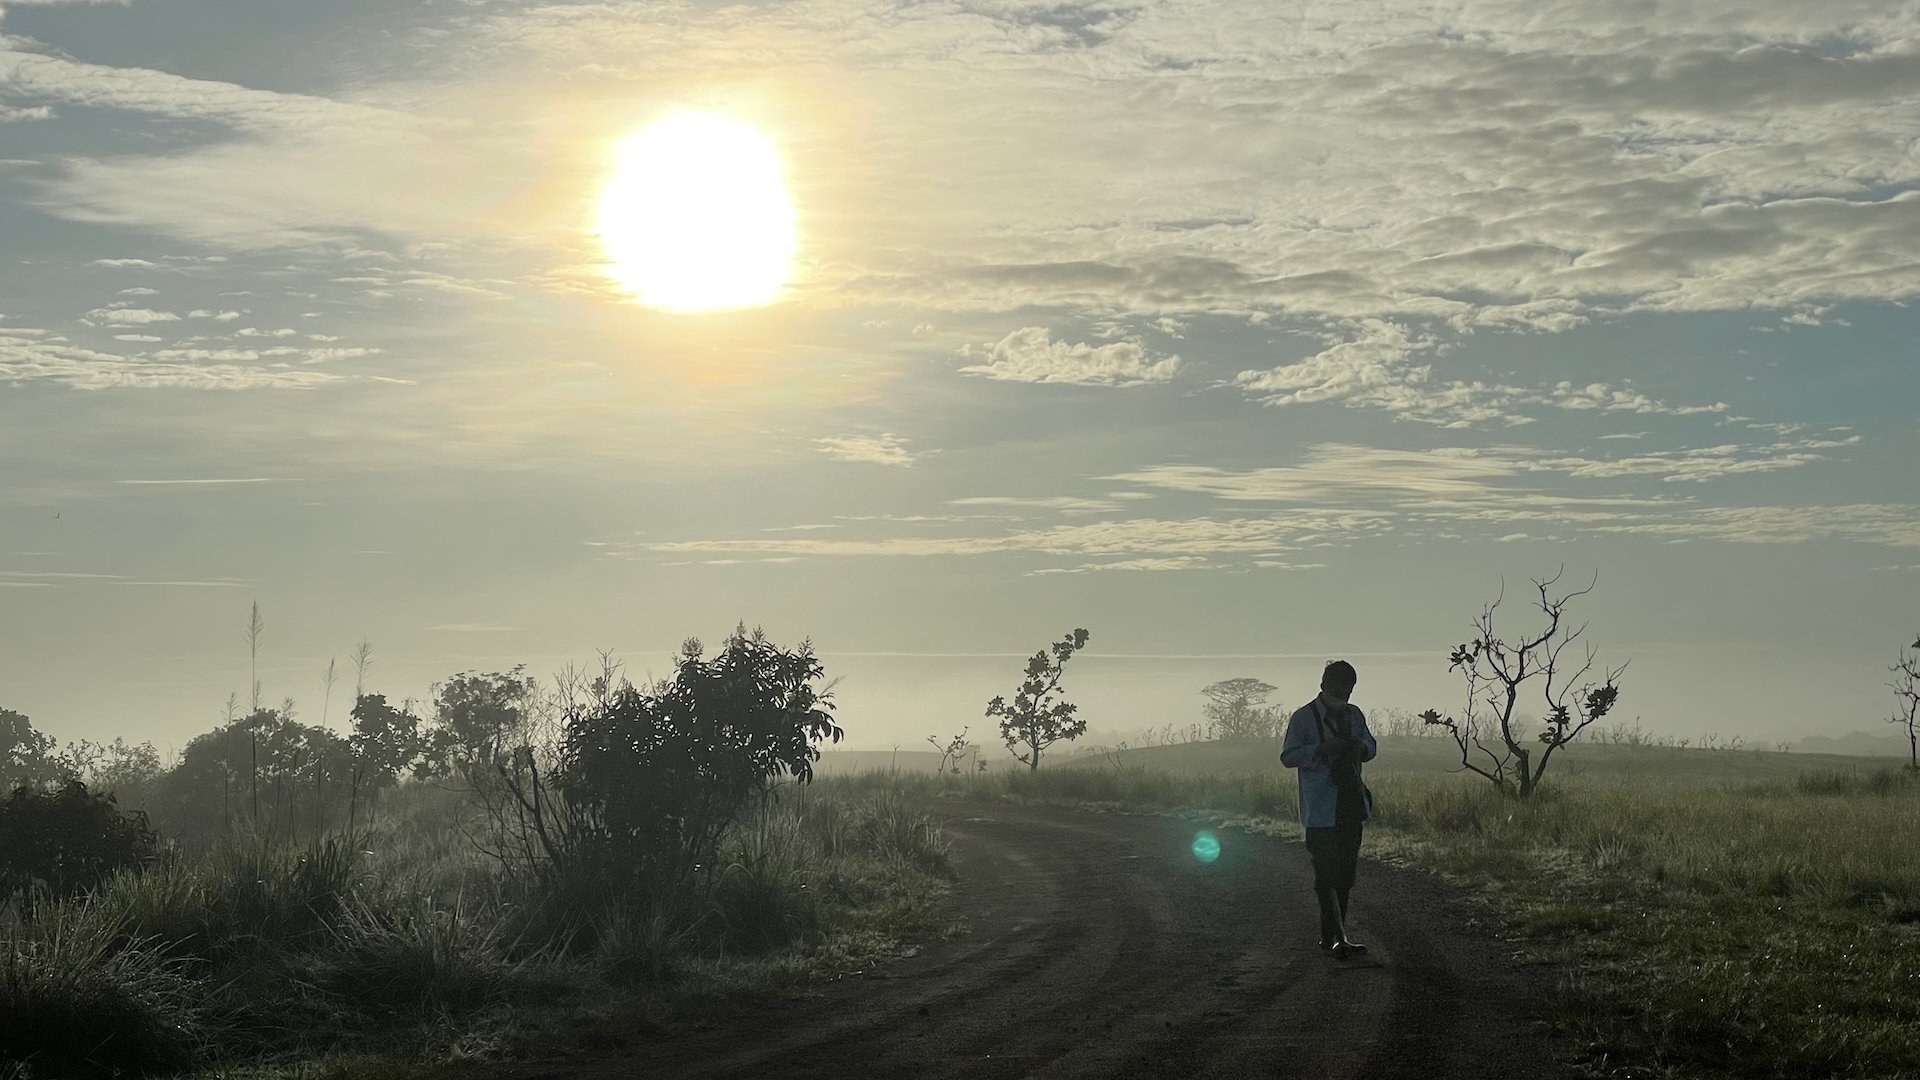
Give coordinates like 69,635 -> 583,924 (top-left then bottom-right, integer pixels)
1279,659 -> 1377,959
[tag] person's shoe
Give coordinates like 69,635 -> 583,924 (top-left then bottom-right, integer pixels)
1319,940 -> 1336,952
1334,938 -> 1368,957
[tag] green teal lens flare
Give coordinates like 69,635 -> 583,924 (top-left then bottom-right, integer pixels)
1191,830 -> 1221,864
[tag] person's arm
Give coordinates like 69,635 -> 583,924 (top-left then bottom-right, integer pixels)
1279,705 -> 1318,769
1352,707 -> 1379,763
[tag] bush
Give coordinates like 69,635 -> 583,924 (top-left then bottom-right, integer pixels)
0,780 -> 156,920
552,626 -> 843,905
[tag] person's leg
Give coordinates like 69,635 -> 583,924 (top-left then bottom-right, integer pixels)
1333,821 -> 1365,953
1305,827 -> 1345,948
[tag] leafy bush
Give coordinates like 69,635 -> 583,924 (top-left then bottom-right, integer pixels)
555,626 -> 843,903
0,780 -> 156,919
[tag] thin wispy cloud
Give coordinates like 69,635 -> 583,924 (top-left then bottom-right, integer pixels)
817,433 -> 916,466
113,478 -> 295,486
111,579 -> 253,588
0,334 -> 346,390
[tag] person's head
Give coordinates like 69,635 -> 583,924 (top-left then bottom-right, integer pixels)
1321,660 -> 1357,702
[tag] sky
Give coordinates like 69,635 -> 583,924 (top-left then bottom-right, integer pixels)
2,0 -> 1917,759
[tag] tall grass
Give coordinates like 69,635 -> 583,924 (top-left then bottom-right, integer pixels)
2,775 -> 957,1077
0,897 -> 203,1078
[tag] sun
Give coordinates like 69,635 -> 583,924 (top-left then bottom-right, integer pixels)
596,110 -> 798,312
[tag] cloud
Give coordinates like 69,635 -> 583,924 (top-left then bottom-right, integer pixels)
816,433 -> 915,466
0,39 -> 390,133
83,307 -> 178,325
1113,437 -> 1854,505
1233,319 -> 1452,409
1546,382 -> 1727,416
304,347 -> 380,364
1108,444 -> 1534,504
950,496 -> 1126,515
959,327 -> 1181,387
1029,556 -> 1213,575
0,332 -> 345,390
1526,441 -> 1844,483
111,579 -> 253,588
150,348 -> 259,362
0,104 -> 53,123
631,512 -> 1386,563
1232,320 -> 1727,426
1587,504 -> 1920,549
112,478 -> 292,486
87,258 -> 158,268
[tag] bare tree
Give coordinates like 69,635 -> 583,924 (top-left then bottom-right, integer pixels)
1419,569 -> 1626,799
1890,634 -> 1920,772
927,727 -> 977,778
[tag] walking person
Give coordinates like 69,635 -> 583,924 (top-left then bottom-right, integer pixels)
1280,660 -> 1377,959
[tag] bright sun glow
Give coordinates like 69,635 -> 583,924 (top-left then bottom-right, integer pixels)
597,110 -> 798,312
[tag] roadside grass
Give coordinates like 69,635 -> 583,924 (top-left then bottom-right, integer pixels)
0,779 -> 956,1079
887,738 -> 1920,1080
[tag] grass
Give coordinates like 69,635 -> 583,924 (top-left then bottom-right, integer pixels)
0,778 -> 956,1078
866,737 -> 1920,1080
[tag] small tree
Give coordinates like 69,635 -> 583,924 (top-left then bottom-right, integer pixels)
422,667 -> 538,779
987,628 -> 1091,771
349,693 -> 427,786
1420,570 -> 1625,799
0,708 -> 59,791
1891,634 -> 1920,772
1201,678 -> 1279,739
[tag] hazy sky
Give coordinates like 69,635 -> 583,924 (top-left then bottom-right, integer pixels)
3,0 -> 1917,757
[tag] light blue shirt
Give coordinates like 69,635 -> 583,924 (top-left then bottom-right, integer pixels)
1279,694 -> 1378,828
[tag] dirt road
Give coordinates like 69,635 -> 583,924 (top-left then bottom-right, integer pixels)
516,799 -> 1572,1079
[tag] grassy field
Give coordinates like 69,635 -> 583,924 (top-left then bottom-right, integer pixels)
10,734 -> 1914,1079
0,780 -> 958,1080
851,737 -> 1920,1080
